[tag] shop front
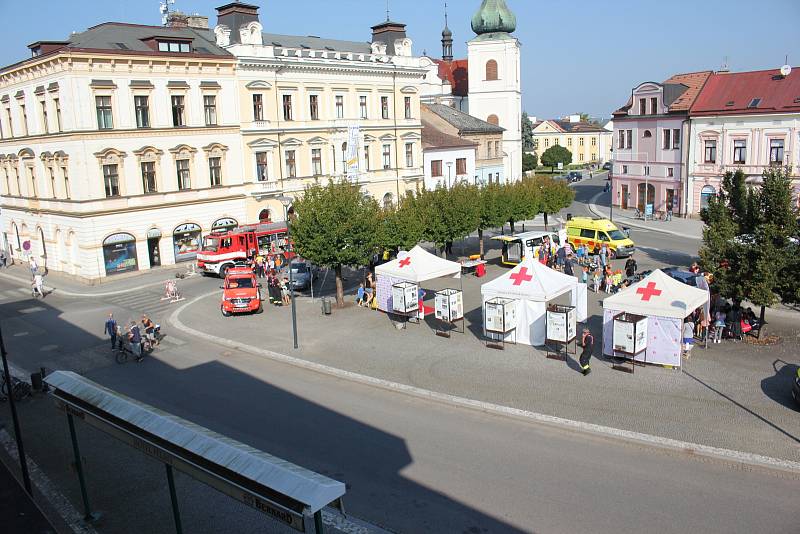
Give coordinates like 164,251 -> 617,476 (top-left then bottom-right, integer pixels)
173,223 -> 202,263
146,228 -> 162,267
103,233 -> 139,275
212,217 -> 238,233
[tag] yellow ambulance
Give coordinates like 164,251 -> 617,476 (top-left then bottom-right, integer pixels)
565,217 -> 635,258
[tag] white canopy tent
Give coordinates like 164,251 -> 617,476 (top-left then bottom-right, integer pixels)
480,257 -> 588,346
602,269 -> 709,366
375,246 -> 461,312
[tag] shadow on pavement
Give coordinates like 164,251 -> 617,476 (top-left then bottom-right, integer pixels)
761,360 -> 800,412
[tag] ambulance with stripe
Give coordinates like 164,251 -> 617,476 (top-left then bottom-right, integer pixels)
565,217 -> 635,258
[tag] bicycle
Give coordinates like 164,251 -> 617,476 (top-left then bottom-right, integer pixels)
114,338 -> 152,364
1,371 -> 32,402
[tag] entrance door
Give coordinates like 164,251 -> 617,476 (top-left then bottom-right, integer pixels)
147,238 -> 161,267
637,183 -> 655,212
621,185 -> 629,210
666,189 -> 675,213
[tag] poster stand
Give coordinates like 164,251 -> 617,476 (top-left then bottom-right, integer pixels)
545,304 -> 577,361
391,281 -> 420,327
434,288 -> 465,338
484,298 -> 517,350
611,311 -> 648,374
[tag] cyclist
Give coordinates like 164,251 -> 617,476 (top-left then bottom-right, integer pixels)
141,315 -> 158,346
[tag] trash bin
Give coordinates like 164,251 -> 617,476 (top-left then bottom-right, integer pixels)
566,213 -> 573,221
321,297 -> 332,315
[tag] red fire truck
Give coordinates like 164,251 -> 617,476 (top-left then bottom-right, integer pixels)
196,222 -> 294,277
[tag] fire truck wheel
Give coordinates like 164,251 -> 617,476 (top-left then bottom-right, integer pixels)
256,303 -> 264,314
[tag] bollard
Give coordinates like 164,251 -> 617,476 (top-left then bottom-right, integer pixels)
321,297 -> 332,316
30,372 -> 43,391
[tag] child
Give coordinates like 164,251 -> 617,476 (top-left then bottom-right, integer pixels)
581,265 -> 589,284
592,268 -> 601,292
356,283 -> 366,306
713,308 -> 726,343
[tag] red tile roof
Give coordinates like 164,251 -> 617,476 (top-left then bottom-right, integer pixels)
434,58 -> 469,97
690,67 -> 800,116
663,71 -> 712,111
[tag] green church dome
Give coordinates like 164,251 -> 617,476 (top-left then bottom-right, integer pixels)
471,0 -> 516,36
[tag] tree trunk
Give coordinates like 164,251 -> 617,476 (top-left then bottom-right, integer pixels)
334,264 -> 344,308
543,212 -> 549,227
478,228 -> 484,259
758,305 -> 766,339
510,219 -> 516,234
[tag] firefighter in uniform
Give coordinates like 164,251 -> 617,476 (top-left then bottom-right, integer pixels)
580,327 -> 594,376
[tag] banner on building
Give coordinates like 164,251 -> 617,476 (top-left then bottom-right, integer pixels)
346,125 -> 360,180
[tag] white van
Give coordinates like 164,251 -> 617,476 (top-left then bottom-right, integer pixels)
492,231 -> 562,266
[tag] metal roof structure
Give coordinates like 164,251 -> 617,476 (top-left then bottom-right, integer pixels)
424,103 -> 505,134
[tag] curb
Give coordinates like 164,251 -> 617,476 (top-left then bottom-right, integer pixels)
587,193 -> 703,240
170,291 -> 800,475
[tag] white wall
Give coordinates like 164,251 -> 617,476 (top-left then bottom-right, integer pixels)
423,147 -> 477,190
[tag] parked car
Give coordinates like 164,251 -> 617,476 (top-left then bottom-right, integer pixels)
602,161 -> 612,171
220,267 -> 263,316
289,261 -> 316,290
567,171 -> 583,183
662,267 -> 701,287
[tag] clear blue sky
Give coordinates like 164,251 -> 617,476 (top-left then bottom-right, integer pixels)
2,0 -> 798,119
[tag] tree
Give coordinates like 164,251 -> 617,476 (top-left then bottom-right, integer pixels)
290,179 -> 380,307
700,167 -> 799,326
578,112 -> 601,125
476,183 -> 510,259
419,183 -> 481,257
499,178 -> 540,233
521,111 -> 535,151
540,145 -> 572,172
535,175 -> 575,227
522,152 -> 537,173
376,191 -> 425,254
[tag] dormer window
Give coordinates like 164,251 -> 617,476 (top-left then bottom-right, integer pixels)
158,41 -> 191,53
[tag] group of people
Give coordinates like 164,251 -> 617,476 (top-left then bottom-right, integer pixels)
356,272 -> 376,308
251,253 -> 284,278
266,271 -> 292,306
28,257 -> 46,298
245,252 -> 292,307
104,312 -> 159,362
536,236 -> 576,276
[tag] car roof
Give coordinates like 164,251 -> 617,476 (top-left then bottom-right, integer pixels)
227,268 -> 254,276
567,217 -> 618,231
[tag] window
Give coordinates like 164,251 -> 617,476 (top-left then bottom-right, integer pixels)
486,59 -> 498,81
309,95 -> 319,120
141,161 -> 157,193
209,157 -> 222,186
103,164 -> 120,197
639,98 -> 647,115
405,143 -> 414,168
667,167 -> 674,177
487,114 -> 499,126
158,41 -> 191,53
283,95 -> 293,121
431,160 -> 443,177
626,130 -> 632,148
650,97 -> 658,115
579,228 -> 596,239
203,95 -> 217,126
256,152 -> 268,181
663,129 -> 671,149
622,165 -> 628,174
20,104 -> 28,136
487,141 -> 493,158
456,157 -> 466,175
769,139 -> 784,164
134,96 -> 150,128
382,144 -> 391,169
47,166 -> 55,197
644,165 -> 650,176
579,137 -> 584,147
618,130 -> 625,149
381,96 -> 389,119
312,148 -> 322,175
171,95 -> 185,127
40,101 -> 48,134
495,141 -> 500,156
53,98 -> 61,132
404,96 -> 412,119
700,185 -> 716,209
176,159 -> 191,190
383,193 -> 393,209
285,150 -> 296,178
567,138 -> 573,147
360,96 -> 368,119
554,138 -> 560,146
545,138 -> 550,148
363,146 -> 370,171
62,166 -> 69,199
579,153 -> 584,161
643,130 -> 652,138
733,140 -> 746,164
253,94 -> 264,121
672,129 -> 680,149
704,140 -> 717,163
95,96 -> 113,129
335,95 -> 344,119
591,137 -> 596,147
340,142 -> 348,172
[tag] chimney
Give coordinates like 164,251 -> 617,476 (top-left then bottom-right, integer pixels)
215,2 -> 260,45
187,14 -> 209,29
166,11 -> 189,28
371,21 -> 407,56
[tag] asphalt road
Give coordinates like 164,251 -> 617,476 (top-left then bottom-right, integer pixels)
1,275 -> 798,534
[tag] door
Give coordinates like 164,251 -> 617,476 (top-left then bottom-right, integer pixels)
637,183 -> 655,212
666,189 -> 675,213
621,185 -> 629,210
147,238 -> 161,267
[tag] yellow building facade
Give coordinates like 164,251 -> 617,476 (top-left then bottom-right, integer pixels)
531,116 -> 612,165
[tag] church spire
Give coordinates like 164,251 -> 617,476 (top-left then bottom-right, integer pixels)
471,0 -> 516,36
441,1 -> 453,61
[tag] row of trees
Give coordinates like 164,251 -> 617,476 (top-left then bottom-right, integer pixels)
292,177 -> 575,305
700,167 -> 799,325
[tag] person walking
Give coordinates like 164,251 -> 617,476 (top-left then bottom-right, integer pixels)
599,244 -> 608,269
682,318 -> 695,359
104,313 -> 118,350
713,308 -> 726,343
31,271 -> 45,298
579,327 -> 594,376
29,257 -> 38,278
128,321 -> 143,362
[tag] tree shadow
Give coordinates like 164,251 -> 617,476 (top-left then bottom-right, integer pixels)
761,359 -> 800,412
635,246 -> 697,268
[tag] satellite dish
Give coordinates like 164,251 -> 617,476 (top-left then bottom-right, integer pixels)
780,64 -> 791,77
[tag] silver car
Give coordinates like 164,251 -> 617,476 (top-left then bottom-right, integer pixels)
289,261 -> 315,290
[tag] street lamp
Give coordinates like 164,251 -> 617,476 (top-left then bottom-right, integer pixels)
278,195 -> 298,350
446,161 -> 453,189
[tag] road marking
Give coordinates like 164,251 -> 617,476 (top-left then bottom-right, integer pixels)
18,306 -> 46,314
171,291 -> 800,475
0,429 -> 99,534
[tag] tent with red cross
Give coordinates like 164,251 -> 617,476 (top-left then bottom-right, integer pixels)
480,257 -> 588,346
375,246 -> 462,313
602,269 -> 709,367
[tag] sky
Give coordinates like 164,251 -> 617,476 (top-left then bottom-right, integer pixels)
1,0 -> 799,119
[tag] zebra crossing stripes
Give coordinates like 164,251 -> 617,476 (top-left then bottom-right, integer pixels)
103,291 -> 181,319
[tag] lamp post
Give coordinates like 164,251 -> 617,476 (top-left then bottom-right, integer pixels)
278,195 -> 298,350
446,161 -> 453,189
0,325 -> 32,495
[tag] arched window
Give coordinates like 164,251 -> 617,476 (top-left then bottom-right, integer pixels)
485,60 -> 498,81
383,193 -> 393,209
700,185 -> 716,209
258,209 -> 272,223
487,114 -> 500,126
643,130 -> 652,138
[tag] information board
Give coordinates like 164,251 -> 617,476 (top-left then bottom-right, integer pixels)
613,319 -> 635,354
485,298 -> 516,333
435,289 -> 463,322
392,281 -> 418,313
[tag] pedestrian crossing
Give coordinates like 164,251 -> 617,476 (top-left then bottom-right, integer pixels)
0,288 -> 34,301
101,290 -> 183,323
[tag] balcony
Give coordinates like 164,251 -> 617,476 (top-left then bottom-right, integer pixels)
249,180 -> 280,198
695,162 -> 795,177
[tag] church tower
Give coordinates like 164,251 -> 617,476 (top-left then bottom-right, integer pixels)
467,0 -> 522,183
441,4 -> 453,61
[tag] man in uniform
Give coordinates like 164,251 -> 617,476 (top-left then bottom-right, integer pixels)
580,327 -> 594,376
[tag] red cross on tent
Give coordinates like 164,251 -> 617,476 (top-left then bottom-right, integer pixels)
636,281 -> 662,301
398,257 -> 412,268
510,267 -> 533,286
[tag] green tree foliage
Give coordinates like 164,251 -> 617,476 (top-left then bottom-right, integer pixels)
700,167 -> 799,321
476,183 -> 510,258
522,152 -> 538,173
540,145 -> 573,172
291,179 -> 379,306
536,175 -> 575,226
498,178 -> 539,232
418,183 -> 481,256
522,111 -> 535,151
376,192 -> 425,253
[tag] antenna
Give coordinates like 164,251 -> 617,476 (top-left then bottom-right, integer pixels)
160,0 -> 176,27
445,1 -> 448,27
386,0 -> 390,21
719,55 -> 729,72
